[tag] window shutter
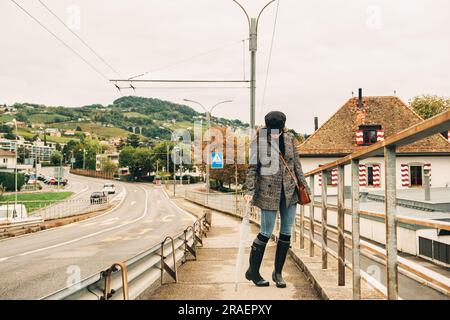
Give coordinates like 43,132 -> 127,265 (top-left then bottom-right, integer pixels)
359,164 -> 366,186
401,164 -> 409,187
356,130 -> 364,145
373,164 -> 381,187
331,168 -> 338,186
377,130 -> 385,142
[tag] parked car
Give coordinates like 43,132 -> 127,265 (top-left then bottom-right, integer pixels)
90,192 -> 107,205
54,178 -> 68,186
102,183 -> 116,194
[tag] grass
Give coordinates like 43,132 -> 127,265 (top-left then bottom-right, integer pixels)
28,113 -> 70,124
0,191 -> 73,212
51,122 -> 130,138
16,128 -> 79,144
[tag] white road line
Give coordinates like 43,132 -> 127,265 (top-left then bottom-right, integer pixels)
0,257 -> 9,262
0,186 -> 150,261
160,186 -> 196,222
131,201 -> 136,206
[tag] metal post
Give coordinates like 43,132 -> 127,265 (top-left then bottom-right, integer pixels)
424,167 -> 431,201
337,165 -> 345,286
351,159 -> 361,300
384,146 -> 398,300
300,205 -> 305,249
321,170 -> 328,269
309,175 -> 315,257
249,18 -> 257,129
173,159 -> 176,197
206,111 -> 211,205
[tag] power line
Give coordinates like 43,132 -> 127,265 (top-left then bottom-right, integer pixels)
38,0 -> 123,78
259,0 -> 281,122
9,0 -> 110,81
128,39 -> 247,80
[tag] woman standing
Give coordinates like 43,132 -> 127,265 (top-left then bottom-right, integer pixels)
244,111 -> 311,288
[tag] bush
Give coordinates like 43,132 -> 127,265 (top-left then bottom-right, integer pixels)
0,172 -> 25,192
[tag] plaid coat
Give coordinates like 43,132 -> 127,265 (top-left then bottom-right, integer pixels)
245,131 -> 311,211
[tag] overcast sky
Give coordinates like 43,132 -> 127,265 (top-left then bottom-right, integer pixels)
1,0 -> 449,133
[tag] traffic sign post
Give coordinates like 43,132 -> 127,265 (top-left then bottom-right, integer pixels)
211,152 -> 224,169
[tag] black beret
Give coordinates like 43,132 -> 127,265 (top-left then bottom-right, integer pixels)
265,111 -> 286,130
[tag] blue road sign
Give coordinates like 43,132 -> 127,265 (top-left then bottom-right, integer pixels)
211,152 -> 224,169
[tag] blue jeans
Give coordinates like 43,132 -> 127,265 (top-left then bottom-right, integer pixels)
259,193 -> 297,239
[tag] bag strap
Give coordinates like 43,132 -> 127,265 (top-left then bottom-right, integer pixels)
279,153 -> 300,187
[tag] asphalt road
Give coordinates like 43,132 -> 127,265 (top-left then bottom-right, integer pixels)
0,174 -> 195,300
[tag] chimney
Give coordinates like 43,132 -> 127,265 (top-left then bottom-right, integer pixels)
314,117 -> 319,131
358,88 -> 363,109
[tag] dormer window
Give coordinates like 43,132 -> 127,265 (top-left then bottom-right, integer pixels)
357,125 -> 382,146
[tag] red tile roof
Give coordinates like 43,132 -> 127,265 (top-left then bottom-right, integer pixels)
298,96 -> 450,156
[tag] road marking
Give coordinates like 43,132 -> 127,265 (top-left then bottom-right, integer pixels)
0,257 -> 9,262
160,186 -> 196,222
1,186 -> 149,260
131,201 -> 136,206
162,215 -> 175,222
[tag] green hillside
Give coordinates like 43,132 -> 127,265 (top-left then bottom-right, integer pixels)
3,96 -> 248,142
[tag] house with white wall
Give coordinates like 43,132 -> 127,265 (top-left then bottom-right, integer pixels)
298,95 -> 450,195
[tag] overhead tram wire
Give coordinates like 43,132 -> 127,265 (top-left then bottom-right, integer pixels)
128,38 -> 248,80
9,0 -> 110,82
37,0 -> 124,78
259,0 -> 281,122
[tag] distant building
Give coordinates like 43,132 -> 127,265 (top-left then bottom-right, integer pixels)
298,96 -> 450,194
63,130 -> 75,136
0,150 -> 16,170
0,139 -> 55,163
44,128 -> 61,137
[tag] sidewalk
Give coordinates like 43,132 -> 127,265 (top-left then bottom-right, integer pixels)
142,198 -> 320,300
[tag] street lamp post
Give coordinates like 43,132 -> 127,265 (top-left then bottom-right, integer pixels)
183,99 -> 233,205
12,119 -> 18,219
232,0 -> 276,129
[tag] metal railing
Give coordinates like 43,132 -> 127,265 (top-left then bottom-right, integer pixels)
300,110 -> 450,300
0,198 -> 111,221
41,214 -> 209,300
183,110 -> 450,300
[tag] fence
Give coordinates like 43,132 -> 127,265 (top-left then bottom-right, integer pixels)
42,214 -> 209,300
185,110 -> 450,300
0,198 -> 110,221
70,169 -> 114,180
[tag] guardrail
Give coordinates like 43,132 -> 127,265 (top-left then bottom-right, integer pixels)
41,214 -> 210,300
0,217 -> 44,240
300,110 -> 450,300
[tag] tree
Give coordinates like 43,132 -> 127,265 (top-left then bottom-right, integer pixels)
4,133 -> 16,140
202,126 -> 249,190
76,126 -> 82,132
127,134 -> 140,148
119,146 -> 153,178
100,158 -> 117,173
50,150 -> 63,166
410,95 -> 450,119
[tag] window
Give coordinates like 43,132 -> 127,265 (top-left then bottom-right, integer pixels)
367,166 -> 374,186
359,125 -> 382,145
410,165 -> 423,187
2,158 -> 7,164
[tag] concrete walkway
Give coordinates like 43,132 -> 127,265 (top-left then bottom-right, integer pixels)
145,199 -> 320,300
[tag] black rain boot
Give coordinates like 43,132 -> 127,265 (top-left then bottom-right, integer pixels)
272,239 -> 290,288
245,238 -> 270,287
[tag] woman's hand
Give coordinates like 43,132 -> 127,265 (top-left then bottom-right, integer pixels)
244,195 -> 253,203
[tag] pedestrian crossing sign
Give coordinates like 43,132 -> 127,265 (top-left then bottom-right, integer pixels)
211,152 -> 224,169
